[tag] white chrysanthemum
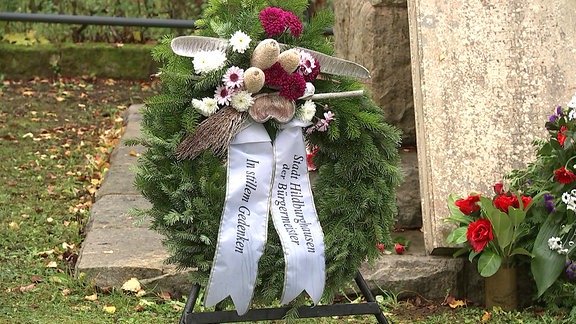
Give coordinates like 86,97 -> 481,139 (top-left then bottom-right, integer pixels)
194,97 -> 219,117
230,91 -> 254,112
229,30 -> 251,53
299,100 -> 317,122
569,109 -> 576,121
192,98 -> 203,109
192,50 -> 227,74
568,94 -> 576,108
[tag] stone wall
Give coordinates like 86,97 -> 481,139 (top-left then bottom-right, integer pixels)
408,1 -> 576,252
333,0 -> 421,230
333,0 -> 415,146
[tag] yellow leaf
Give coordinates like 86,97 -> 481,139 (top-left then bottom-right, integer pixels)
103,305 -> 116,314
84,293 -> 98,301
121,277 -> 141,293
56,97 -> 65,102
129,150 -> 140,157
448,299 -> 466,308
9,221 -> 19,230
46,261 -> 58,268
481,311 -> 491,322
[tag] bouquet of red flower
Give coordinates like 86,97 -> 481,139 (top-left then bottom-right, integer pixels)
444,184 -> 534,277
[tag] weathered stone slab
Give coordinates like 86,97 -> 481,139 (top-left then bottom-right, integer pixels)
76,227 -> 190,295
84,195 -> 151,232
334,0 -> 415,145
395,150 -> 422,229
408,1 -> 576,252
358,230 -> 464,300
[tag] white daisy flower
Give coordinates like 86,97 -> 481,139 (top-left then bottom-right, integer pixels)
214,85 -> 232,106
230,91 -> 254,112
229,30 -> 251,53
299,51 -> 316,75
548,236 -> 563,251
223,66 -> 245,89
192,50 -> 227,74
299,100 -> 317,122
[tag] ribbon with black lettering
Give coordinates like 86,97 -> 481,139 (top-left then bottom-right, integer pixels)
205,119 -> 325,315
271,119 -> 326,305
204,122 -> 274,315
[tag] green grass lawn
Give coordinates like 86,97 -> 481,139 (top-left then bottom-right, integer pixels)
0,76 -> 571,323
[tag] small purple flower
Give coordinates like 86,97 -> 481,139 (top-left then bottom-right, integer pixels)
557,105 -> 563,116
566,260 -> 576,280
549,114 -> 558,123
544,193 -> 556,212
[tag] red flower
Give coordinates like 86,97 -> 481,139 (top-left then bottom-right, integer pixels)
395,244 -> 406,255
263,62 -> 289,88
279,73 -> 306,101
260,7 -> 287,37
520,196 -> 532,209
376,243 -> 385,253
454,194 -> 481,215
493,183 -> 504,195
493,193 -> 518,213
306,147 -> 318,171
284,11 -> 303,38
558,125 -> 568,147
466,219 -> 494,252
555,166 -> 576,184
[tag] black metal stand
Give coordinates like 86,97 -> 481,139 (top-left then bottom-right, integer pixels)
179,272 -> 389,324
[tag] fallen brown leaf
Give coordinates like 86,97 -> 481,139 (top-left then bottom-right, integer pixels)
19,284 -> 36,292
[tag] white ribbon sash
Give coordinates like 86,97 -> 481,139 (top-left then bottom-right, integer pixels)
271,119 -> 326,305
205,120 -> 325,315
204,123 -> 273,315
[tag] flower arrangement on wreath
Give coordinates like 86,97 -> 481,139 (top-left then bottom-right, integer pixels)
444,183 -> 534,277
506,93 -> 576,306
130,0 -> 402,307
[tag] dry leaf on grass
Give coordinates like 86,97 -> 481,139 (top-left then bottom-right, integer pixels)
121,277 -> 142,293
84,293 -> 98,301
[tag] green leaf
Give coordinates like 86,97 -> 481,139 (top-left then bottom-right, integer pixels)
480,196 -> 512,250
468,250 -> 480,262
446,227 -> 468,244
446,194 -> 474,224
509,247 -> 533,258
508,206 -> 526,227
478,251 -> 502,277
531,219 -> 565,297
453,247 -> 470,258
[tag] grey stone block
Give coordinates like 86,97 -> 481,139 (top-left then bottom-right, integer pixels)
395,149 -> 421,229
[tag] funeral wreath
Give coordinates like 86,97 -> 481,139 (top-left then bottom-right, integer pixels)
130,0 -> 402,313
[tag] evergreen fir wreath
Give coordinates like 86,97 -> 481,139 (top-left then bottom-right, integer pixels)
132,0 -> 402,309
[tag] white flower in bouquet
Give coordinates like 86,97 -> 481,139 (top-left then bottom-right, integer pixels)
193,50 -> 227,74
230,91 -> 254,112
299,100 -> 317,122
194,97 -> 219,117
229,30 -> 251,53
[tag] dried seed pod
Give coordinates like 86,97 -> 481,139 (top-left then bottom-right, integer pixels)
250,39 -> 280,70
243,67 -> 265,94
249,92 -> 295,123
277,49 -> 300,73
